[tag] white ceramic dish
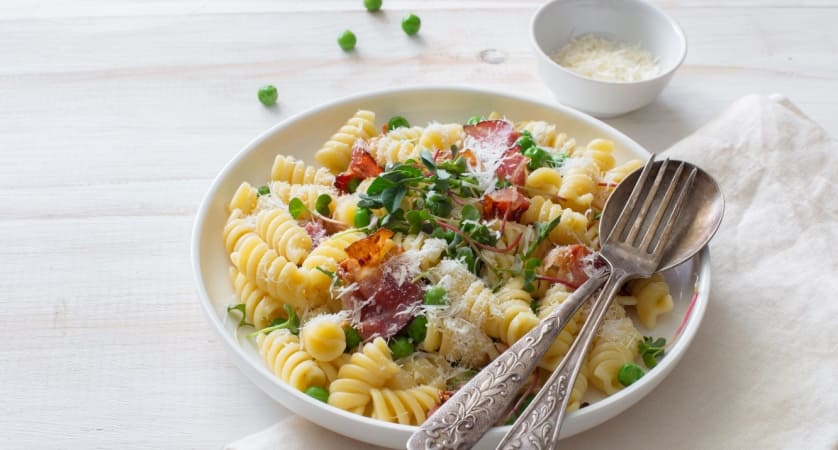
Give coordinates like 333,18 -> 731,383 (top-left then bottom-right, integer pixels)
531,0 -> 687,118
192,86 -> 710,449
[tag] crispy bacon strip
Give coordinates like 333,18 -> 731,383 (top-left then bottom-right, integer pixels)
336,228 -> 423,340
483,187 -> 531,221
334,144 -> 383,194
542,244 -> 596,286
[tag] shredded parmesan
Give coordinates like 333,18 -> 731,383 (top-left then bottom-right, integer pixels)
552,34 -> 660,82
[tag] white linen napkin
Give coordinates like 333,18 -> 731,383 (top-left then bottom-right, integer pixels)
226,94 -> 838,450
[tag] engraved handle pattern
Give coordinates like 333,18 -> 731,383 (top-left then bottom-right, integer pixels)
406,272 -> 608,450
497,271 -> 629,450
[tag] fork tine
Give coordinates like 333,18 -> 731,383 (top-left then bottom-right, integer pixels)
640,161 -> 685,252
651,166 -> 697,257
606,153 -> 657,243
625,159 -> 670,245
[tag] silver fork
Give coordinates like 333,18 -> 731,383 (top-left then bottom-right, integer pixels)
497,155 -> 698,449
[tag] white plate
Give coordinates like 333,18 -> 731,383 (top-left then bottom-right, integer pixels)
191,86 -> 710,449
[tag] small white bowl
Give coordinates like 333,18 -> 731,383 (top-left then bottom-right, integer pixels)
531,0 -> 687,118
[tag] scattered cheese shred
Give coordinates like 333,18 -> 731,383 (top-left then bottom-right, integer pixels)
552,34 -> 660,82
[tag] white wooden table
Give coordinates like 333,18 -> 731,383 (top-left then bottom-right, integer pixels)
2,1 -> 835,448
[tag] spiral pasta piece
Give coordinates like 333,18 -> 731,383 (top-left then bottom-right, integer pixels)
231,233 -> 308,308
492,278 -> 540,345
270,182 -> 337,216
390,233 -> 447,271
223,210 -> 255,254
300,314 -> 347,362
605,159 -> 643,184
301,231 -> 365,304
230,267 -> 285,329
580,139 -> 616,172
315,110 -> 379,174
522,196 -> 589,245
255,207 -> 312,265
368,127 -> 423,167
369,385 -> 441,425
526,167 -> 563,196
317,353 -> 351,384
587,312 -> 642,395
271,155 -> 335,186
258,329 -> 328,391
559,158 -> 598,212
418,123 -> 464,151
627,273 -> 674,329
328,338 -> 401,415
517,120 -> 558,147
228,182 -> 258,214
422,312 -> 498,368
331,194 -> 361,228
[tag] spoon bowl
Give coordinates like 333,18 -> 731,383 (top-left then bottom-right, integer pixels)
600,159 -> 724,271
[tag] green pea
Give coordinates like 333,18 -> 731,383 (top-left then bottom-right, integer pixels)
387,116 -> 410,130
257,85 -> 278,106
338,30 -> 357,51
354,207 -> 372,228
257,185 -> 271,196
389,336 -> 414,360
401,13 -> 421,36
363,0 -> 382,12
426,191 -> 452,218
424,286 -> 446,305
406,315 -> 428,343
344,326 -> 362,351
304,386 -> 329,403
617,363 -> 645,387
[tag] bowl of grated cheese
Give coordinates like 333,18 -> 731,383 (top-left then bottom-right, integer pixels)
530,0 -> 687,118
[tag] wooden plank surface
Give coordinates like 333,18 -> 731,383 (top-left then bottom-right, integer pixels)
1,1 -> 836,449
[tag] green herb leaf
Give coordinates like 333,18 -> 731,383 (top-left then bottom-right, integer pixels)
365,176 -> 398,196
460,204 -> 480,222
524,216 -> 562,258
639,336 -> 667,368
257,185 -> 271,196
315,194 -> 332,217
387,116 -> 410,130
226,303 -> 253,328
420,149 -> 437,173
288,198 -> 307,219
523,257 -> 541,292
381,184 -> 407,213
438,157 -> 468,175
249,304 -> 300,337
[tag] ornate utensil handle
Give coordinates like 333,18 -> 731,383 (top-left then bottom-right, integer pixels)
497,269 -> 630,450
406,271 -> 608,450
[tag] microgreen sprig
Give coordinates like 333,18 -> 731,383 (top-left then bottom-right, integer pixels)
639,336 -> 667,368
248,305 -> 300,337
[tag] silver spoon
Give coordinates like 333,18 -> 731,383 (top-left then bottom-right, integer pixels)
498,158 -> 723,449
407,157 -> 723,450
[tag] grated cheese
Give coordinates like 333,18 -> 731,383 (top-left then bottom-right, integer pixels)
552,34 -> 660,82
